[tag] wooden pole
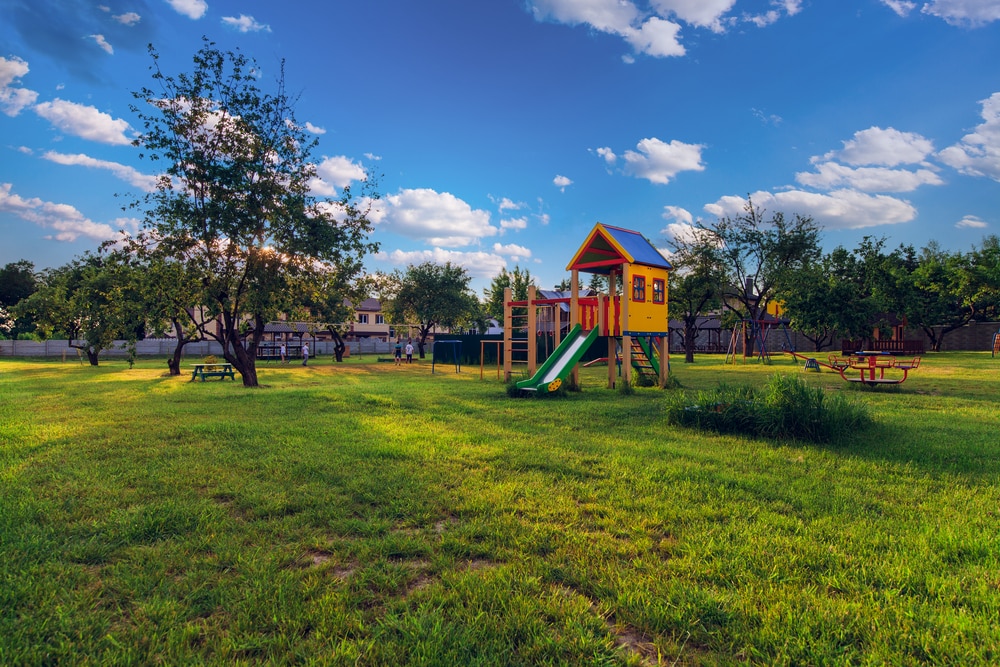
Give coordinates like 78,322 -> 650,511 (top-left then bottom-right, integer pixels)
527,285 -> 537,376
503,287 -> 512,382
570,273 -> 580,388
621,264 -> 632,388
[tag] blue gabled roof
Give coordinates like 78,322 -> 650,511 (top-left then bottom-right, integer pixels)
601,224 -> 672,270
567,223 -> 672,274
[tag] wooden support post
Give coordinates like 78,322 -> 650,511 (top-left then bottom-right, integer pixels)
658,333 -> 668,388
503,287 -> 512,382
621,264 -> 632,388
527,284 -> 537,376
570,273 -> 580,388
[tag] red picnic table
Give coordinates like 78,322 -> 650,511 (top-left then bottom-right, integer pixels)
838,351 -> 920,386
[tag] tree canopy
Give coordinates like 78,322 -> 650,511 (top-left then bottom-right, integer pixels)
130,40 -> 378,386
382,262 -> 481,356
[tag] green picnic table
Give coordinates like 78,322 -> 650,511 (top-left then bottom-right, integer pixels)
189,363 -> 235,382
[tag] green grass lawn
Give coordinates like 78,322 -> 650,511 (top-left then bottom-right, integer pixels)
1,351 -> 999,665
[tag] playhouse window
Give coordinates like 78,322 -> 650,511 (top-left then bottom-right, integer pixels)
652,278 -> 665,303
632,275 -> 646,301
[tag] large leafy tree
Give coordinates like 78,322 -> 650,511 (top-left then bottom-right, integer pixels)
967,235 -> 1000,322
666,237 -> 727,362
130,41 -> 378,386
15,253 -> 142,365
712,198 -> 821,323
482,265 -> 535,323
0,260 -> 39,337
776,250 -> 871,352
684,198 -> 821,354
383,262 -> 480,357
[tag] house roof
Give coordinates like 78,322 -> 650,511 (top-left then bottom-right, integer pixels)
566,223 -> 672,275
343,297 -> 382,311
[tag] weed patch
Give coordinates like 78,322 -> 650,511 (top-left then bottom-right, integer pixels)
664,373 -> 872,442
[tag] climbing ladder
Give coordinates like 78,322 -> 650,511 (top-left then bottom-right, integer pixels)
629,337 -> 658,382
993,329 -> 1000,357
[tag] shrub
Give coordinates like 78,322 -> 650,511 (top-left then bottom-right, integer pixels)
202,355 -> 218,365
663,374 -> 871,443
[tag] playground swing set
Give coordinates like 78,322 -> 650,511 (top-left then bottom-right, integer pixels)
501,223 -> 672,394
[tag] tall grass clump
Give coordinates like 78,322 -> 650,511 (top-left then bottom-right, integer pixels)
664,373 -> 871,442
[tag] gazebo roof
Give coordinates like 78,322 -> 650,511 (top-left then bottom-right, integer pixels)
566,223 -> 672,275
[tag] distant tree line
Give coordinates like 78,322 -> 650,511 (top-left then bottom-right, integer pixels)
668,198 -> 1000,360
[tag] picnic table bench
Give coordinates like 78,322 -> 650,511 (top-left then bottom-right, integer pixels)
190,363 -> 235,382
838,352 -> 920,386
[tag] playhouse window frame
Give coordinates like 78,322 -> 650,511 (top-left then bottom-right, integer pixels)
652,278 -> 665,304
632,275 -> 646,302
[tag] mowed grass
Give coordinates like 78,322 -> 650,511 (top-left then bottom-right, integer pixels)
1,351 -> 999,665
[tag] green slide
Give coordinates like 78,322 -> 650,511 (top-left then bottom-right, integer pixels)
515,324 -> 601,394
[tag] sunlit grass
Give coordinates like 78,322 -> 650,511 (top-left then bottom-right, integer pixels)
1,351 -> 999,664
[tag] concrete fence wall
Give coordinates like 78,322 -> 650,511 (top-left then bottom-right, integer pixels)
0,338 -> 396,359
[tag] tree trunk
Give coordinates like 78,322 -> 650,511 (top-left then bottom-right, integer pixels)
684,320 -> 697,363
167,318 -> 187,375
328,327 -> 346,362
220,312 -> 260,387
69,341 -> 100,366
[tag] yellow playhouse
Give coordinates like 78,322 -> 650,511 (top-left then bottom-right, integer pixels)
504,223 -> 672,392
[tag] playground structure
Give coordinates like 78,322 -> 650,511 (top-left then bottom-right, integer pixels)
993,327 -> 1000,357
503,223 -> 671,392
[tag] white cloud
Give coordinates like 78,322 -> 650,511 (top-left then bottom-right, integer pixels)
955,214 -> 988,228
222,14 -> 272,33
0,56 -> 38,117
818,126 -> 935,166
33,99 -> 133,145
495,196 -> 523,211
165,0 -> 207,20
623,17 -> 685,57
493,242 -> 532,259
622,137 -> 705,184
921,0 -> 1000,26
530,0 -> 640,35
41,151 -> 158,192
553,174 -> 573,191
375,247 -> 507,279
938,92 -> 1000,182
90,34 -> 114,55
374,188 -> 498,247
500,216 -> 528,231
595,146 -> 617,164
796,162 -> 943,192
751,107 -> 783,126
527,0 -> 797,57
0,182 -> 120,242
661,204 -> 693,225
310,155 -> 367,195
114,12 -> 142,25
705,189 -> 917,230
881,0 -> 917,16
304,121 -> 326,135
651,0 -> 736,32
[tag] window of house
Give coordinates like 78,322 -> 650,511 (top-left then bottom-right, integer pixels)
632,275 -> 646,302
375,314 -> 385,325
652,278 -> 665,304
358,313 -> 369,324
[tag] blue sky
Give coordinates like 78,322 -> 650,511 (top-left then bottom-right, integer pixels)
2,0 -> 999,294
